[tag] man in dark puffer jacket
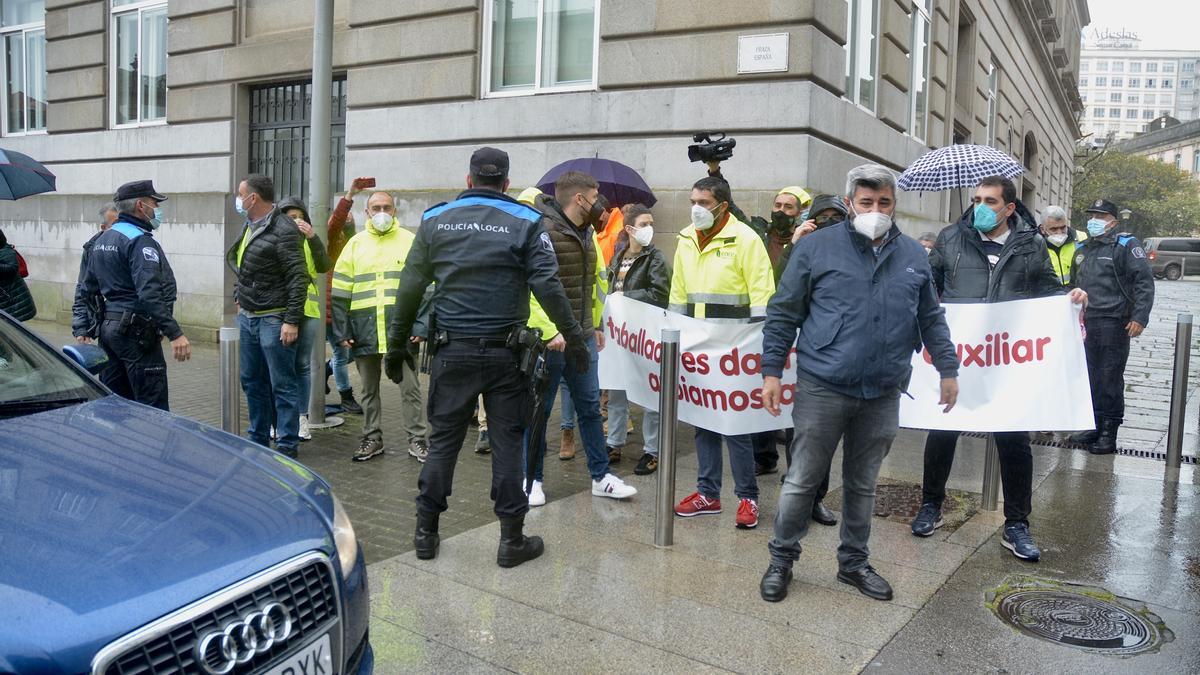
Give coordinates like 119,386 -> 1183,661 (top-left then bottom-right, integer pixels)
225,174 -> 310,458
911,176 -> 1087,563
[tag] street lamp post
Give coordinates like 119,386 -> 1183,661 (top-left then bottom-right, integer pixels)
307,0 -> 343,430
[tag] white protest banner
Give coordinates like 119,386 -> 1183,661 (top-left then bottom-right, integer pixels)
597,295 -> 794,435
599,294 -> 1093,436
899,295 -> 1094,432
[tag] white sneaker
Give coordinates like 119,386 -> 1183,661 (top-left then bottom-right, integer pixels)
592,473 -> 637,499
298,415 -> 312,441
528,480 -> 546,507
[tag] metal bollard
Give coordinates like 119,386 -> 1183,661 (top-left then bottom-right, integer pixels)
1166,313 -> 1193,470
219,326 -> 241,436
981,434 -> 1000,511
654,329 -> 681,548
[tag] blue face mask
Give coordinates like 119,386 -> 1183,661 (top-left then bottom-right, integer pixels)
148,207 -> 163,230
235,196 -> 247,216
1086,218 -> 1109,237
972,203 -> 1001,233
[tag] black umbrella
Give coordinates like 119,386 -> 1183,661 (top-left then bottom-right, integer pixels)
0,148 -> 56,200
536,157 -> 656,208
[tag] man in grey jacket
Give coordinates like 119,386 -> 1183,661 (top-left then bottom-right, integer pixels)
758,165 -> 960,604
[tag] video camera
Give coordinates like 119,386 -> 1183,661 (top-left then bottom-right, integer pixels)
687,132 -> 737,163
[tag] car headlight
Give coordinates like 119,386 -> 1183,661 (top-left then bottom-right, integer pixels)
331,493 -> 360,576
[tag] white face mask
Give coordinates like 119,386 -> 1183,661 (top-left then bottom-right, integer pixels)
371,212 -> 394,232
631,226 -> 654,247
690,204 -> 715,231
850,209 -> 892,240
1046,232 -> 1069,247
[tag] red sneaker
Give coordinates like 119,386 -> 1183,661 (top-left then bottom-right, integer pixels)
675,491 -> 721,517
736,499 -> 760,529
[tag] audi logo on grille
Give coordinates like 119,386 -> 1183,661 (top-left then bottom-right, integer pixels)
196,602 -> 293,675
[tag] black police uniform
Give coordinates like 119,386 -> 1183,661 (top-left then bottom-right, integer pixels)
1072,200 -> 1155,449
81,208 -> 181,411
388,187 -> 583,517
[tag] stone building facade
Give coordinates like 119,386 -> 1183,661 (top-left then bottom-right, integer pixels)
2,0 -> 1087,337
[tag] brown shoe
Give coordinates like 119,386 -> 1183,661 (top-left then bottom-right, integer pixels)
558,427 -> 576,460
608,445 -> 622,463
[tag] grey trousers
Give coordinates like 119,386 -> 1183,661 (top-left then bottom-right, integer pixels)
355,353 -> 428,443
768,378 -> 899,572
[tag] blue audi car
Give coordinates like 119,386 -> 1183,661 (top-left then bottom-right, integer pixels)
0,313 -> 373,674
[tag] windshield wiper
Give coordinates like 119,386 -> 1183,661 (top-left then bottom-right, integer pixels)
0,396 -> 91,416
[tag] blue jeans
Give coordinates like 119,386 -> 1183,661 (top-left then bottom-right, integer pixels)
526,335 -> 609,482
606,389 -> 660,456
769,378 -> 899,572
695,428 -> 758,501
327,330 -> 352,392
239,313 -> 301,452
294,316 -> 319,416
560,386 -> 576,430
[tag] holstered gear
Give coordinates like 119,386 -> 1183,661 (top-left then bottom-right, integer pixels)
507,327 -> 548,495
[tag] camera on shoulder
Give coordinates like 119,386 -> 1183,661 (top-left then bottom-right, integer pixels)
688,132 -> 737,163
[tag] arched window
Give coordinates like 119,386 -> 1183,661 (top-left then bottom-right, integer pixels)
1023,132 -> 1038,171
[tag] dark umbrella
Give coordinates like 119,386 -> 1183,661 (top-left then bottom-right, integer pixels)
536,157 -> 656,208
0,148 -> 56,200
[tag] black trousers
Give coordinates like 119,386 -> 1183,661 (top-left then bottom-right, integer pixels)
1084,316 -> 1131,423
922,430 -> 1032,526
416,340 -> 530,519
758,429 -> 830,502
98,318 -> 169,411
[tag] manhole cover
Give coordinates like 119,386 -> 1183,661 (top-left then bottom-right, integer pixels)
988,576 -> 1173,656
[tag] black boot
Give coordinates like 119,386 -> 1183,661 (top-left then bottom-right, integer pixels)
1069,417 -> 1100,445
414,511 -> 440,560
340,388 -> 364,415
1089,418 -> 1120,455
497,516 -> 544,568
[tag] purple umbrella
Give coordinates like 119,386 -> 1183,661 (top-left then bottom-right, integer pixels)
536,157 -> 656,208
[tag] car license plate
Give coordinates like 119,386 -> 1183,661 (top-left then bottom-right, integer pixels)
264,633 -> 333,675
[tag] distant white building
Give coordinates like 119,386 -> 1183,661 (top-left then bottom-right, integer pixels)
1078,30 -> 1200,143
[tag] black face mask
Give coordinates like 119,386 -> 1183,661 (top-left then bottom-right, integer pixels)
582,195 -> 607,229
769,210 -> 795,234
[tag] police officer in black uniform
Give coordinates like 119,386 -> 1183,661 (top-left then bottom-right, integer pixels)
81,180 -> 191,410
385,147 -> 588,569
1070,199 -> 1154,455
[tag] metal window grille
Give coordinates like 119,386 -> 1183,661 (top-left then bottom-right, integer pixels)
248,78 -> 346,203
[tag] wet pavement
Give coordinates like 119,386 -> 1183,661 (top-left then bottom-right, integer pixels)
24,278 -> 1200,673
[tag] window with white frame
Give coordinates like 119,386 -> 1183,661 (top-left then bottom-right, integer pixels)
1125,109 -> 1137,119
1109,107 -> 1120,117
1093,107 -> 1104,117
1183,61 -> 1195,73
484,0 -> 597,96
1109,93 -> 1121,102
1163,62 -> 1175,73
1112,61 -> 1124,72
1144,93 -> 1155,104
1080,61 -> 1089,72
1095,76 -> 1107,86
1162,78 -> 1173,89
1126,94 -> 1139,103
908,0 -> 931,140
984,62 -> 998,145
1146,78 -> 1156,88
1129,61 -> 1142,73
1146,62 -> 1158,73
2,0 -> 46,135
845,0 -> 879,111
1183,79 -> 1194,89
1096,60 -> 1109,71
1129,77 -> 1140,88
111,0 -> 167,126
1111,77 -> 1123,87
1080,77 -> 1089,87
1142,109 -> 1154,119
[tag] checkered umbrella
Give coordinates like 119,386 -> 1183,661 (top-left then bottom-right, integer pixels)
897,144 -> 1023,192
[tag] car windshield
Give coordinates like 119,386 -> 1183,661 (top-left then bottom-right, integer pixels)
0,317 -> 106,417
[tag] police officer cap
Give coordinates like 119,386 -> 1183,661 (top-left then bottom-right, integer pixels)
1085,198 -> 1118,218
114,179 -> 168,203
470,147 -> 509,178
